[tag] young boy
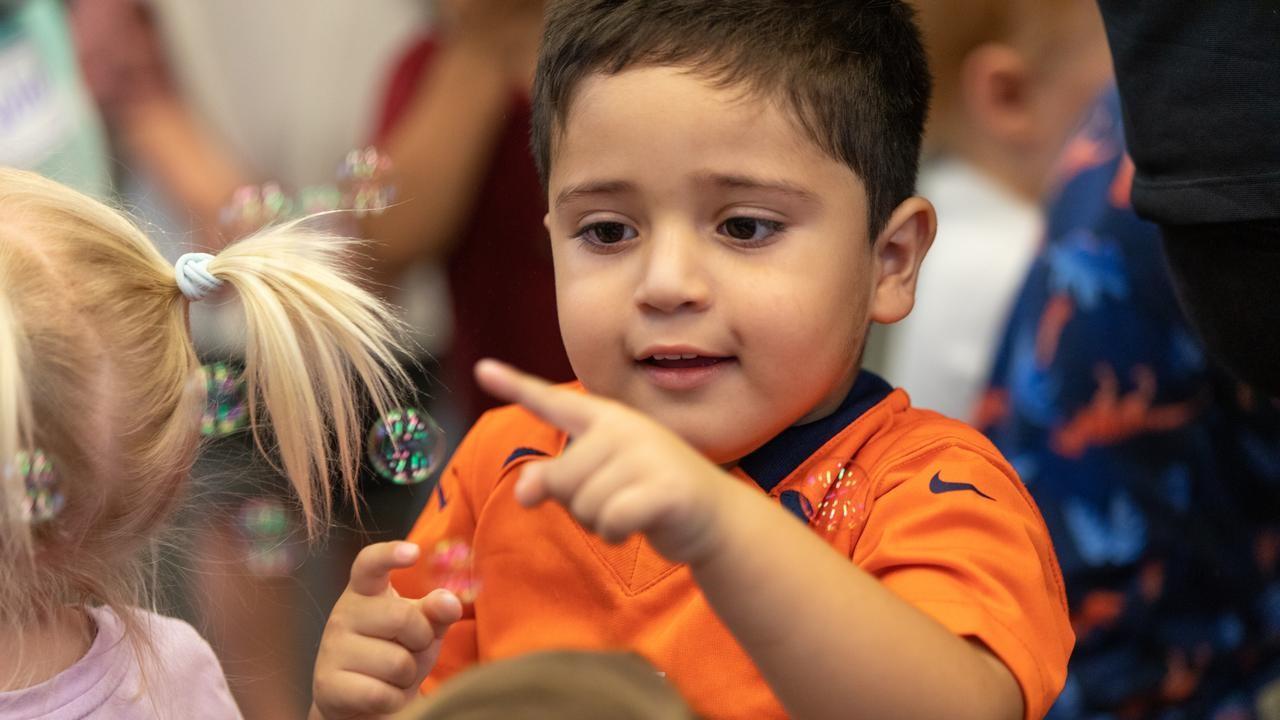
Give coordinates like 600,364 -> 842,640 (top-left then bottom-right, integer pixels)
311,2 -> 1072,719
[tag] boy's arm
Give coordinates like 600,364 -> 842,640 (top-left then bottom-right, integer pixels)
477,361 -> 1066,720
691,461 -> 1038,720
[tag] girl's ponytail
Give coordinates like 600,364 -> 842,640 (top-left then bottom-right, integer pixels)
195,221 -> 409,533
0,168 -> 412,630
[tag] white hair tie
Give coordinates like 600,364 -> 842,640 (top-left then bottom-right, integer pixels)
174,253 -> 224,302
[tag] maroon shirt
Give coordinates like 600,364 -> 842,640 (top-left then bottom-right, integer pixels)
376,37 -> 574,422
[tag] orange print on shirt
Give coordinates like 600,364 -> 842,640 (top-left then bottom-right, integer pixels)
1051,364 -> 1200,458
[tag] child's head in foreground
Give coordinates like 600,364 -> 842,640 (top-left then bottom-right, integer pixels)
528,0 -> 935,462
394,650 -> 699,720
0,168 -> 405,683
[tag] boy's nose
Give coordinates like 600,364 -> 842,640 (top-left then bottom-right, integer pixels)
632,232 -> 711,314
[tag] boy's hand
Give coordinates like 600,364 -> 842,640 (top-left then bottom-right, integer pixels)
475,359 -> 742,565
312,542 -> 463,719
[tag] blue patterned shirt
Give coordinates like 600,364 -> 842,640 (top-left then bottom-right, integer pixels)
981,90 -> 1280,720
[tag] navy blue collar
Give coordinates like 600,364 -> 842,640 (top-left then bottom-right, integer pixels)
737,371 -> 894,493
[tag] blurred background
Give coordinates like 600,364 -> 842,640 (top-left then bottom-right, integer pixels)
3,0 -> 1277,717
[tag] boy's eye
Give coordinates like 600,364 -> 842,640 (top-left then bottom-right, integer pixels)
575,221 -> 637,246
718,217 -> 784,244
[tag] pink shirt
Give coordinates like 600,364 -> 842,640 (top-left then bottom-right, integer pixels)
0,606 -> 242,719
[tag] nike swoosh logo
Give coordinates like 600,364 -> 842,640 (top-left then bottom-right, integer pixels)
929,472 -> 995,501
503,447 -> 550,468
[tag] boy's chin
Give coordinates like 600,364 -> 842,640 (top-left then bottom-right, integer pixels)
677,430 -> 763,469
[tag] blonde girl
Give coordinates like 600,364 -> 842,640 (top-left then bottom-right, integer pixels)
0,168 -> 408,717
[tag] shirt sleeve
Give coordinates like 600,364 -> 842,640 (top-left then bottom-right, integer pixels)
1097,0 -> 1280,225
147,611 -> 246,719
853,442 -> 1074,720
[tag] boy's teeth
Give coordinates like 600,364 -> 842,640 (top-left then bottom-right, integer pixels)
653,353 -> 700,360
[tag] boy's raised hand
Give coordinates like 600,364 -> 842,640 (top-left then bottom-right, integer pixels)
475,359 -> 741,565
312,542 -> 462,719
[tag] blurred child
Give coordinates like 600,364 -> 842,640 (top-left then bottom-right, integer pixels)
980,89 -> 1280,720
0,168 -> 409,716
312,2 -> 1073,719
878,0 -> 1112,419
391,651 -> 698,720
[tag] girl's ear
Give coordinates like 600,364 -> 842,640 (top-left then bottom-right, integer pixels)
868,196 -> 937,325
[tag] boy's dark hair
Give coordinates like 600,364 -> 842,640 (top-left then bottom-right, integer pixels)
530,0 -> 932,238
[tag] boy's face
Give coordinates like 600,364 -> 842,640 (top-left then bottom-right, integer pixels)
545,66 -> 933,464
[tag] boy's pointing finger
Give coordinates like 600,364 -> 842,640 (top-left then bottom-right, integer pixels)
474,358 -> 598,435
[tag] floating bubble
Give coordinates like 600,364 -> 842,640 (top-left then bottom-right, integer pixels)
337,146 -> 397,216
296,185 -> 344,215
15,449 -> 63,523
218,182 -> 294,237
244,547 -> 295,577
427,539 -> 479,603
367,408 -> 445,486
794,456 -> 866,536
201,362 -> 248,437
237,498 -> 298,577
238,498 -> 289,540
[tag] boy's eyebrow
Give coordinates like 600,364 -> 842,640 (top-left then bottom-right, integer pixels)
554,180 -> 636,209
702,173 -> 820,203
552,175 -> 819,209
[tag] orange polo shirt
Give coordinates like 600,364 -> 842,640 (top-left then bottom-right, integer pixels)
392,372 -> 1073,719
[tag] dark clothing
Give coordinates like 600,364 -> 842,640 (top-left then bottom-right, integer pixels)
1097,0 -> 1280,225
1097,0 -> 1280,394
1162,226 -> 1280,397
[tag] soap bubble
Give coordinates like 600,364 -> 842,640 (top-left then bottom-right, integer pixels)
367,408 -> 445,485
238,497 -> 289,539
296,185 -> 344,215
427,539 -> 479,603
236,498 -> 298,577
15,449 -> 63,523
218,182 -> 293,238
201,362 -> 248,438
337,146 -> 397,216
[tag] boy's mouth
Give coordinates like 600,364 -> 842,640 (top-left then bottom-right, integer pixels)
636,350 -> 736,391
641,354 -> 731,369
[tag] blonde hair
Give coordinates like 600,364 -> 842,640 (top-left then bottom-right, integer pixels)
911,0 -> 1089,153
0,168 -> 407,638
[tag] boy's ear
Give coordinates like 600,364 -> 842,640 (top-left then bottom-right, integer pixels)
869,196 -> 936,325
961,43 -> 1034,146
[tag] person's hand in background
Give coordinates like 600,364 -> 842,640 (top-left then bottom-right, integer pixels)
437,0 -> 545,90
